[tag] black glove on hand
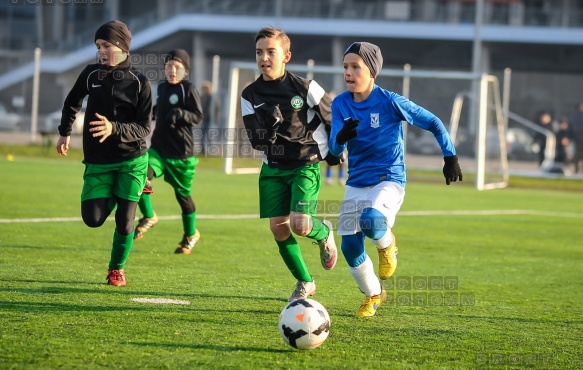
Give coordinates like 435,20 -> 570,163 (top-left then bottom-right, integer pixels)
336,118 -> 360,145
443,155 -> 463,185
165,108 -> 183,126
324,150 -> 346,166
257,104 -> 283,130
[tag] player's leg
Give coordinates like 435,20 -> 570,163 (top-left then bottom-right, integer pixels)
81,163 -> 116,227
260,164 -> 314,301
341,233 -> 387,318
289,163 -> 337,270
338,162 -> 346,186
162,156 -> 199,254
107,154 -> 148,286
135,151 -> 164,240
174,193 -> 199,254
338,186 -> 387,317
358,182 -> 405,280
325,164 -> 333,185
107,198 -> 138,286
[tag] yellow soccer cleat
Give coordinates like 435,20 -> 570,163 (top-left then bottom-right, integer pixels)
378,233 -> 398,280
134,212 -> 159,240
174,229 -> 201,255
356,286 -> 388,318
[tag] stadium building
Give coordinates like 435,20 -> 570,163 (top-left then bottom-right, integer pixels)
1,0 -> 582,163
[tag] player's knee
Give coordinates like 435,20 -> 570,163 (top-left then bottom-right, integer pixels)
289,213 -> 310,236
359,207 -> 387,240
270,222 -> 291,240
82,216 -> 106,228
176,193 -> 195,214
341,233 -> 366,267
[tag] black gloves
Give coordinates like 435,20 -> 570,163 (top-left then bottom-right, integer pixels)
443,155 -> 463,185
336,118 -> 360,145
165,108 -> 183,126
324,150 -> 346,166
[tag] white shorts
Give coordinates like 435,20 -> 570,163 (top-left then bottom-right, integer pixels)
337,181 -> 405,236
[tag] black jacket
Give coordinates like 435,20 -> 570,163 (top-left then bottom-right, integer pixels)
151,80 -> 203,159
241,71 -> 333,169
59,57 -> 152,164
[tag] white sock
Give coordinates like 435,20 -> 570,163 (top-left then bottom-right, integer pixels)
371,230 -> 393,250
349,255 -> 381,296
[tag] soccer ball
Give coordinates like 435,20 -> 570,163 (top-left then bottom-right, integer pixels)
278,298 -> 331,350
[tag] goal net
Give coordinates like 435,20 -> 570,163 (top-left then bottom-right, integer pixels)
224,61 -> 508,190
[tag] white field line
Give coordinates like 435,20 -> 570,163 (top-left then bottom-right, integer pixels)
131,298 -> 191,305
0,210 -> 581,224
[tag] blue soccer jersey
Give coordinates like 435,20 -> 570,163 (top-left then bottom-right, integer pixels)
329,85 -> 456,188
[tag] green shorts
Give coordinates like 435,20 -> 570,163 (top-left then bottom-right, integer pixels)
81,154 -> 148,202
148,148 -> 198,197
258,162 -> 321,218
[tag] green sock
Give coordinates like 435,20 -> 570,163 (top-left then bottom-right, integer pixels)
306,218 -> 329,241
182,212 -> 196,237
138,194 -> 154,219
109,229 -> 134,270
276,235 -> 312,282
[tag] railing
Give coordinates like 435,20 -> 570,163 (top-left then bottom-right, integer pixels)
3,0 -> 583,55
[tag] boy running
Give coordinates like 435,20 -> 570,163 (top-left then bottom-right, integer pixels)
133,49 -> 204,255
56,20 -> 152,286
241,27 -> 338,301
328,42 -> 463,317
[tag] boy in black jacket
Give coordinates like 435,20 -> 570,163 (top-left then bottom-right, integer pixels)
241,27 -> 338,302
133,49 -> 204,255
56,20 -> 152,286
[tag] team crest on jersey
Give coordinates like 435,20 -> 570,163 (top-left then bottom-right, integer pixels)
290,95 -> 304,109
169,93 -> 179,105
370,113 -> 380,128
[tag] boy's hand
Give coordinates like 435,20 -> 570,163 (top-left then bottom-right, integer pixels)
165,108 -> 183,127
90,113 -> 113,143
443,155 -> 463,185
336,117 -> 360,144
56,135 -> 70,156
257,104 -> 283,130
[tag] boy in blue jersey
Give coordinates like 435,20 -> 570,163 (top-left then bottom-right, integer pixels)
328,42 -> 462,318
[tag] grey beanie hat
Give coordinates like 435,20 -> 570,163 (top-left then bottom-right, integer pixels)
344,42 -> 383,78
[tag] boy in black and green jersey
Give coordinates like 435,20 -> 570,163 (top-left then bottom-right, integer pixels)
133,49 -> 204,255
241,27 -> 339,302
56,20 -> 152,287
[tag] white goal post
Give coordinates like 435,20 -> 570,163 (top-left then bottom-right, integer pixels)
224,61 -> 509,191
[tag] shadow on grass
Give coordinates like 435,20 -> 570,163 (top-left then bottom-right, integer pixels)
0,278 -> 287,302
131,341 -> 293,353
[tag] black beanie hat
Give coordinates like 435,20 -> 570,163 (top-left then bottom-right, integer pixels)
94,20 -> 132,52
165,49 -> 190,71
344,42 -> 383,78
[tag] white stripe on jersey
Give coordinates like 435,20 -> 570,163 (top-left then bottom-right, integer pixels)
306,80 -> 325,107
240,97 -> 254,116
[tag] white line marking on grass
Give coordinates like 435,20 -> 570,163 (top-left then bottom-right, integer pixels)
131,298 -> 191,305
0,210 -> 581,224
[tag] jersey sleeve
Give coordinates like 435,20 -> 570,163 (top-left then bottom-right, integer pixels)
306,80 -> 332,128
59,66 -> 90,137
328,99 -> 348,157
240,86 -> 276,150
394,95 -> 457,157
